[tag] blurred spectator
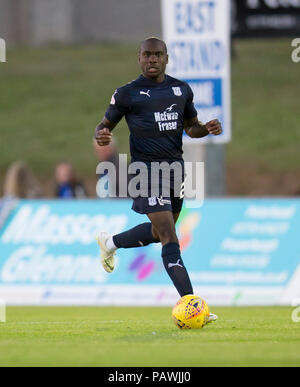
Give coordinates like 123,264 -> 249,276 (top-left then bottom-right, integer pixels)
54,161 -> 87,199
3,161 -> 43,198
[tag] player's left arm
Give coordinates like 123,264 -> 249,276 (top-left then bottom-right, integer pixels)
184,117 -> 222,138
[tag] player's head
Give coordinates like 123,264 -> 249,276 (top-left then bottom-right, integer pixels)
138,37 -> 168,82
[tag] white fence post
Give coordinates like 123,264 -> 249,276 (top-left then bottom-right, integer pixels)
0,38 -> 6,62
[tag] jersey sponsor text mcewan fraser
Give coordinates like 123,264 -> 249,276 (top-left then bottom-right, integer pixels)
105,74 -> 197,162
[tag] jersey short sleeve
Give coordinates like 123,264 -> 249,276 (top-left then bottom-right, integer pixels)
184,83 -> 198,120
105,87 -> 131,124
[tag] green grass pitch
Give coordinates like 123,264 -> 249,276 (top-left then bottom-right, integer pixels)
0,306 -> 299,367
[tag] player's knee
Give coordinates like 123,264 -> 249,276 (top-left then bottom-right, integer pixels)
157,225 -> 177,244
151,225 -> 160,241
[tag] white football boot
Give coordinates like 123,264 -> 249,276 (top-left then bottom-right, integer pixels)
96,232 -> 116,273
205,313 -> 218,325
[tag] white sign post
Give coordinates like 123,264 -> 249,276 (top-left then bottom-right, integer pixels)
161,0 -> 231,144
0,38 -> 6,63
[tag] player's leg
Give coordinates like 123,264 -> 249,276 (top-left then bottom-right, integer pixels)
105,209 -> 181,250
98,161 -> 184,272
97,198 -> 164,273
97,197 -> 181,273
151,212 -> 180,240
170,210 -> 218,324
112,222 -> 160,248
97,221 -> 160,273
147,210 -> 178,245
172,212 -> 181,224
97,211 -> 180,273
147,210 -> 193,297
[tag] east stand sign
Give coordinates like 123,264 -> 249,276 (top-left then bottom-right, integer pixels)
161,0 -> 231,144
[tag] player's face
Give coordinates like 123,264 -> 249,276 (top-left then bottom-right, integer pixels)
138,42 -> 168,82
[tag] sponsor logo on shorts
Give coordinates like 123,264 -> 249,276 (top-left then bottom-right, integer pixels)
148,197 -> 171,207
157,197 -> 171,206
148,197 -> 157,206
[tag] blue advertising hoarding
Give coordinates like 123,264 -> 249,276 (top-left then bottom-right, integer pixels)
0,199 -> 299,306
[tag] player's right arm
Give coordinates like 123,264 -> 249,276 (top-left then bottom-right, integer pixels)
94,118 -> 116,146
94,86 -> 130,147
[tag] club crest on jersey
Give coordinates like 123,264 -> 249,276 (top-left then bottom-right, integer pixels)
172,87 -> 182,96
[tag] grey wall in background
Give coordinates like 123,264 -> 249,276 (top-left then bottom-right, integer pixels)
0,0 -> 34,45
72,0 -> 162,43
0,0 -> 162,46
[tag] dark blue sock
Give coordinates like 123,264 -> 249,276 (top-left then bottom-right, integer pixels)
113,222 -> 159,248
162,242 -> 193,297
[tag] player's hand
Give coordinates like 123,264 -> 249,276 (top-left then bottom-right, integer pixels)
95,128 -> 113,146
205,119 -> 222,136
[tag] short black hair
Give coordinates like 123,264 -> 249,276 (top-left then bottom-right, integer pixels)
139,37 -> 168,54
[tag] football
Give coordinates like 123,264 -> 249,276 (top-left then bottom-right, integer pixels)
172,295 -> 210,329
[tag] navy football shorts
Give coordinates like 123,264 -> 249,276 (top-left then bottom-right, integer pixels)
132,194 -> 184,215
130,161 -> 185,215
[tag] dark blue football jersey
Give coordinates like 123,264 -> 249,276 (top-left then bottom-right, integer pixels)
105,74 -> 198,162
